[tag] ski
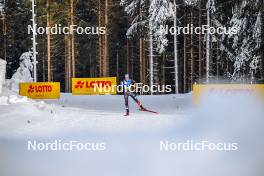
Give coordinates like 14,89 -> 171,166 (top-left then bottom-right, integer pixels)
139,108 -> 159,114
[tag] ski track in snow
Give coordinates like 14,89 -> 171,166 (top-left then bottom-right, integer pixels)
0,93 -> 192,138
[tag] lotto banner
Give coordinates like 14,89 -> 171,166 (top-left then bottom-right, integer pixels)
72,77 -> 117,95
20,82 -> 60,99
193,84 -> 264,106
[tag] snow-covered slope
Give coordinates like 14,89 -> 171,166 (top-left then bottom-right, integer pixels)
0,93 -> 192,138
0,90 -> 263,176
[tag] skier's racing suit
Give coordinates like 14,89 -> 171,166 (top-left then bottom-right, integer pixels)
122,79 -> 143,115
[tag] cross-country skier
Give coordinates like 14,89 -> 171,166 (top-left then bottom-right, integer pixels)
121,74 -> 145,116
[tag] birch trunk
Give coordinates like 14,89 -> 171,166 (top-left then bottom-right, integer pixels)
104,0 -> 109,76
198,0 -> 203,81
140,38 -> 144,83
47,0 -> 51,82
183,8 -> 187,93
173,0 -> 179,94
149,26 -> 154,94
206,0 -> 211,83
70,0 -> 75,78
126,38 -> 130,74
190,8 -> 194,89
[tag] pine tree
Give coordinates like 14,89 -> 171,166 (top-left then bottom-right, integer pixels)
4,0 -> 32,78
216,0 -> 262,82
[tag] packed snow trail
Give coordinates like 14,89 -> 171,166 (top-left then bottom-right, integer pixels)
0,93 -> 192,137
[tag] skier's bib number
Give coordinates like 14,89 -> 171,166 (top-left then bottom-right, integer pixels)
20,82 -> 60,99
72,77 -> 117,95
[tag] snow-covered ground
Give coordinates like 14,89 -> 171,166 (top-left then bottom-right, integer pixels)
0,90 -> 191,137
0,88 -> 263,176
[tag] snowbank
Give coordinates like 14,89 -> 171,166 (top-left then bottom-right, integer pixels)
0,96 -> 8,105
4,52 -> 33,92
0,85 -> 29,105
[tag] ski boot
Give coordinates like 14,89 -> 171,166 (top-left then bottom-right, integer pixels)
136,101 -> 145,111
124,109 -> 130,116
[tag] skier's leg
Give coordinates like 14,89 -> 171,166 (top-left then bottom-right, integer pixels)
130,92 -> 144,110
124,92 -> 129,115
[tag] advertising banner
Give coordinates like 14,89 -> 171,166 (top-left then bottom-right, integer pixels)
20,82 -> 60,99
72,77 -> 117,95
193,84 -> 264,106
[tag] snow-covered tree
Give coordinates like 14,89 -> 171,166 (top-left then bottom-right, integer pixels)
217,0 -> 262,81
121,0 -> 174,53
205,0 -> 216,82
149,0 -> 174,92
8,52 -> 33,92
0,1 -> 4,13
120,0 -> 149,37
149,0 -> 174,53
121,0 -> 174,92
184,0 -> 198,6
